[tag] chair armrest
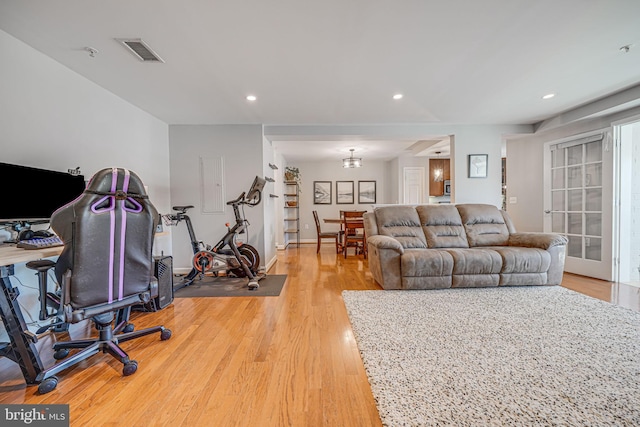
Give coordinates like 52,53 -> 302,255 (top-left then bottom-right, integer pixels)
508,232 -> 568,250
366,235 -> 404,254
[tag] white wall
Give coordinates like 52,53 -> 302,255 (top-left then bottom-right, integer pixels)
0,29 -> 171,336
386,157 -> 399,204
285,159 -> 389,241
505,103 -> 640,232
262,136 -> 279,269
267,124 -> 529,211
168,125 -> 267,272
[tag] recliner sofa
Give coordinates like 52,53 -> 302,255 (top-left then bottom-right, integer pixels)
363,204 -> 568,290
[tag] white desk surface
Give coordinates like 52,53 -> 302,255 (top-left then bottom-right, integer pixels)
0,244 -> 63,267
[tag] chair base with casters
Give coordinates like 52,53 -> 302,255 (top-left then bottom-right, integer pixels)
35,307 -> 171,394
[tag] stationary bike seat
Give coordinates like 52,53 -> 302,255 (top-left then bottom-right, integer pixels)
172,205 -> 193,212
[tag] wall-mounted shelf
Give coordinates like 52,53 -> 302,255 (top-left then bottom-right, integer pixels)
270,194 -> 279,198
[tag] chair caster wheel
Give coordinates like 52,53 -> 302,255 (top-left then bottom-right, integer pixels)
53,348 -> 70,360
38,376 -> 58,394
248,281 -> 259,290
123,360 -> 138,376
123,323 -> 135,333
161,329 -> 172,340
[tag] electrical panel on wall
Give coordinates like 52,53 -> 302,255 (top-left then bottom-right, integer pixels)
199,156 -> 225,214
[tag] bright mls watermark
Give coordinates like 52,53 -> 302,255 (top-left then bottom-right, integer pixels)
1,405 -> 69,426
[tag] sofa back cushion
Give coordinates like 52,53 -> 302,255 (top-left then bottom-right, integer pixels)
416,205 -> 469,248
456,204 -> 510,247
373,206 -> 427,249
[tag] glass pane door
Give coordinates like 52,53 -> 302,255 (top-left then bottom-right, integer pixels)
546,134 -> 612,280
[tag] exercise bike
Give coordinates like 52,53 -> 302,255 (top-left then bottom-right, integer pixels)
163,176 -> 266,290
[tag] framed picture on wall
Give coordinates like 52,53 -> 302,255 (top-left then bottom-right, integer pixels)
336,181 -> 354,204
313,181 -> 332,204
468,154 -> 488,178
358,180 -> 376,204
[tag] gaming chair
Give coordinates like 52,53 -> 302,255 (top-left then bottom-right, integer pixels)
34,167 -> 172,394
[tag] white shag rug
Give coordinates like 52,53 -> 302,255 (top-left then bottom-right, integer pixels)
342,286 -> 640,427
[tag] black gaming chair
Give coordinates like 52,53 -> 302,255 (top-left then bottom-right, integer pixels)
34,167 -> 171,394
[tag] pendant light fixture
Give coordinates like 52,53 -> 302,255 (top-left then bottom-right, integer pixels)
433,151 -> 444,182
343,148 -> 362,168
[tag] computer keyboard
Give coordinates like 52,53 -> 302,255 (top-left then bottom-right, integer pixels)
17,236 -> 64,250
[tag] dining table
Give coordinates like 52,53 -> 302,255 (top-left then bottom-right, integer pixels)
323,216 -> 366,257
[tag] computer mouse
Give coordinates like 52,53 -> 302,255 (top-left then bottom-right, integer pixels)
18,229 -> 34,241
32,230 -> 53,239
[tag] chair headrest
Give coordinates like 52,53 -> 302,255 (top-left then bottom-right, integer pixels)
85,167 -> 148,198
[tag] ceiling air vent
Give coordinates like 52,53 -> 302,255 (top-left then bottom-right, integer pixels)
116,38 -> 164,62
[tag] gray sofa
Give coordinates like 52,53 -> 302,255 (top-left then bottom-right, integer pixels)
363,204 -> 568,290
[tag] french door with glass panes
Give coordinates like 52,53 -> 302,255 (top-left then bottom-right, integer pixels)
544,132 -> 613,280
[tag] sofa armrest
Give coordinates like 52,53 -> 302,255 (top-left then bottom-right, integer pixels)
366,235 -> 404,289
508,232 -> 568,250
366,235 -> 405,254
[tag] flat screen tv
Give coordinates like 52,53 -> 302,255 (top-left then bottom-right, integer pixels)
0,162 -> 86,223
245,175 -> 266,204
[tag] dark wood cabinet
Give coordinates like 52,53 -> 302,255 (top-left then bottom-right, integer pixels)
429,158 -> 450,196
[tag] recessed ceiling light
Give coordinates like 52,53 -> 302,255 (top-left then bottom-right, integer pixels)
393,93 -> 403,100
542,93 -> 555,99
246,95 -> 257,101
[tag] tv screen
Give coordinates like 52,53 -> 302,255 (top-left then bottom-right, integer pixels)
245,176 -> 266,203
0,162 -> 86,223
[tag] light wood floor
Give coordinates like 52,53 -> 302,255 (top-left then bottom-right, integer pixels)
1,244 -> 637,426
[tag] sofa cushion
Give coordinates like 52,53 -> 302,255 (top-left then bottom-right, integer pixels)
416,205 -> 469,248
447,248 -> 502,287
491,247 -> 551,274
457,204 -> 510,247
374,206 -> 427,249
401,249 -> 454,277
446,248 -> 503,275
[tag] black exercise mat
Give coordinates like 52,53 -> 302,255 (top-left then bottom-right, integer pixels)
174,274 -> 287,298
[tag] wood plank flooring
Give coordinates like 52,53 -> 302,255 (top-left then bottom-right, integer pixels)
0,244 -> 636,426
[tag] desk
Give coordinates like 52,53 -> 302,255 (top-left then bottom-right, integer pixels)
0,244 -> 63,384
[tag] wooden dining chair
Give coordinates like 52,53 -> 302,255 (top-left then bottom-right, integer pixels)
313,210 -> 341,254
342,210 -> 366,258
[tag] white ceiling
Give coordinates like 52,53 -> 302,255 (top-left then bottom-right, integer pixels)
1,0 -> 639,161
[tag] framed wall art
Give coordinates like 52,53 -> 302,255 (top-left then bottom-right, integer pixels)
336,181 -> 354,204
468,154 -> 488,178
313,181 -> 332,204
358,180 -> 376,204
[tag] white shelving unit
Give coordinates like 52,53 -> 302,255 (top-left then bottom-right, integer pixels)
284,181 -> 300,247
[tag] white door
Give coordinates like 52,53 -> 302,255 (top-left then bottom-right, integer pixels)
403,167 -> 424,204
543,132 -> 614,280
612,118 -> 640,285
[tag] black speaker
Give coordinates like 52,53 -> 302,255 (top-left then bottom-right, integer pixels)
153,255 -> 174,310
136,256 -> 174,312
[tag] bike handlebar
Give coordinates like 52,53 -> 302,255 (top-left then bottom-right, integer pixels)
227,192 -> 246,206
